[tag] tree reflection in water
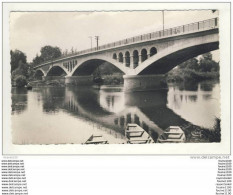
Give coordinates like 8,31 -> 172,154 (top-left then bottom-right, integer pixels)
41,84 -> 221,143
41,87 -> 66,113
200,81 -> 214,91
178,81 -> 199,91
11,88 -> 28,114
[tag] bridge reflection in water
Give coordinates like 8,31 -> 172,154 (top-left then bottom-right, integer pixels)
11,81 -> 220,144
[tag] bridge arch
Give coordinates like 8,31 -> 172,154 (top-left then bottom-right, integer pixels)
34,69 -> 45,80
35,68 -> 45,76
150,47 -> 157,57
125,51 -> 130,67
113,53 -> 117,60
135,41 -> 219,75
141,48 -> 148,62
47,65 -> 69,76
118,52 -> 123,63
69,56 -> 127,76
133,50 -> 139,68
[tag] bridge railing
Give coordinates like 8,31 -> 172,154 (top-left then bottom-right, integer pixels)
34,17 -> 218,68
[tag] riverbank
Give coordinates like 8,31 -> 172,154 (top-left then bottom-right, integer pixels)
28,75 -> 123,87
166,68 -> 219,82
27,69 -> 219,88
97,69 -> 219,85
28,80 -> 65,87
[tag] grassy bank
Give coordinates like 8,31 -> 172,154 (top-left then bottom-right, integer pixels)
166,68 -> 219,82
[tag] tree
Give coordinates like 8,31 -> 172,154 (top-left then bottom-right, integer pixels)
31,46 -> 62,67
32,54 -> 44,66
93,62 -> 123,76
10,50 -> 29,84
10,50 -> 27,73
15,75 -> 27,87
11,60 -> 29,81
40,46 -> 62,61
211,62 -> 220,72
201,52 -> 212,61
179,58 -> 199,71
178,52 -> 219,73
28,63 -> 36,81
199,52 -> 217,72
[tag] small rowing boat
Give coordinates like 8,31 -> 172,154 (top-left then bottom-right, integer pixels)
157,126 -> 186,143
125,123 -> 154,144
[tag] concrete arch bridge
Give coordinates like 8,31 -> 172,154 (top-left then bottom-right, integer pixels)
34,17 -> 219,91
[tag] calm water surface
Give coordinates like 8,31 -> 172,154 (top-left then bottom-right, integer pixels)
11,81 -> 220,144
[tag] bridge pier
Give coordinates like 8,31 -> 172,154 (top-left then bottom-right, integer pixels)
65,76 -> 93,86
123,74 -> 168,92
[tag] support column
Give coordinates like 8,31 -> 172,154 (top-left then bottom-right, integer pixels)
130,56 -> 134,69
124,56 -> 128,67
120,57 -> 124,64
65,75 -> 93,86
123,74 -> 168,92
139,55 -> 142,64
124,56 -> 131,68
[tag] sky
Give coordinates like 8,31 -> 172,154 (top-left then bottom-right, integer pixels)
10,10 -> 219,62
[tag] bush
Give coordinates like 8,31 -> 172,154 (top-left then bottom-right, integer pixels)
15,75 -> 27,88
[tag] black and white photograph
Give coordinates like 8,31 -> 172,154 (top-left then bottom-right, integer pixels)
1,3 -> 232,195
3,3 -> 230,154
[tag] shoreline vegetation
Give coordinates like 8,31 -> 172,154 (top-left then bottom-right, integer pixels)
166,52 -> 219,83
28,80 -> 65,87
166,68 -> 219,83
96,73 -> 124,86
26,68 -> 219,88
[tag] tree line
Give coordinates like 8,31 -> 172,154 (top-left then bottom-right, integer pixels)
32,46 -> 62,66
11,46 -> 62,87
166,52 -> 220,82
178,52 -> 219,72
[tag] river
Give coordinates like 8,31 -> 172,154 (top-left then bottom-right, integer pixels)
11,80 -> 220,144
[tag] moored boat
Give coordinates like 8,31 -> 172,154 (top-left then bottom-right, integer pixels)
125,123 -> 154,144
